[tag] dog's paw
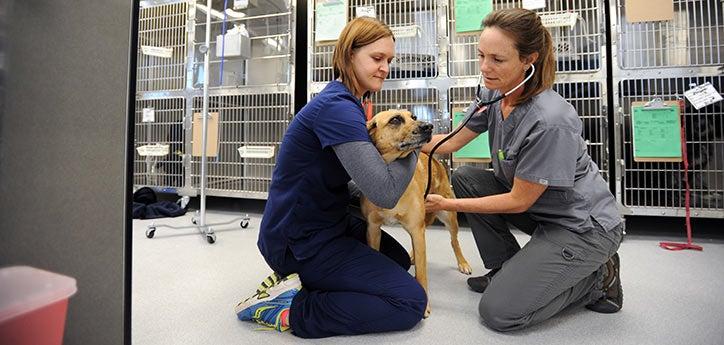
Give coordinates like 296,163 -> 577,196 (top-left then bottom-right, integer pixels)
458,261 -> 472,275
423,304 -> 431,318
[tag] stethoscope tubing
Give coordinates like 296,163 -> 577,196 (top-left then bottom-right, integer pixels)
423,65 -> 535,199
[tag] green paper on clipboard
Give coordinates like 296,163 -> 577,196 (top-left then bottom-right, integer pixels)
452,110 -> 490,160
631,100 -> 682,162
315,0 -> 348,42
454,0 -> 493,33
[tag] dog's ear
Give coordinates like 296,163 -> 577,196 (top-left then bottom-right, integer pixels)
366,118 -> 377,132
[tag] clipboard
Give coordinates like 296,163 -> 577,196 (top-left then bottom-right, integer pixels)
451,107 -> 491,163
453,0 -> 493,34
630,99 -> 682,162
192,112 -> 219,157
314,0 -> 348,45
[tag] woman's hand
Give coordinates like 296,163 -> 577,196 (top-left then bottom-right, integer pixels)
425,194 -> 449,213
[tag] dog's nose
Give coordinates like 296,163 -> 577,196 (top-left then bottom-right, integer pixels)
413,121 -> 433,135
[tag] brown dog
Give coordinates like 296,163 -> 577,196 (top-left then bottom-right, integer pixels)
361,109 -> 472,318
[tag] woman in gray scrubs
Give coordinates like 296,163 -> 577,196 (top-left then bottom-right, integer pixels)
423,8 -> 624,331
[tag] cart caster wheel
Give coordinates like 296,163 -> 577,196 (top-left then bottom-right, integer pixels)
146,227 -> 156,238
191,217 -> 197,225
206,234 -> 216,244
240,219 -> 249,228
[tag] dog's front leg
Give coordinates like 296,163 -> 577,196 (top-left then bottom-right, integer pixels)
405,222 -> 431,318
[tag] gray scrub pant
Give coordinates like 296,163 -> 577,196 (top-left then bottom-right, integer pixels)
451,166 -> 623,331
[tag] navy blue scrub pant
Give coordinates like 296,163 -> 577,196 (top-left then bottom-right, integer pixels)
267,216 -> 427,338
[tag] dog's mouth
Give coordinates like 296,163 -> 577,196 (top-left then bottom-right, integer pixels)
398,131 -> 432,151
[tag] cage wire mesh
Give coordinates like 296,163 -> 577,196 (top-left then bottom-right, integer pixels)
554,81 -> 608,181
620,76 -> 724,212
615,0 -> 724,69
134,98 -> 186,189
311,87 -> 440,122
448,0 -> 603,77
191,0 -> 293,88
311,0 -> 439,82
137,2 -> 189,91
191,93 -> 292,196
370,87 -> 440,122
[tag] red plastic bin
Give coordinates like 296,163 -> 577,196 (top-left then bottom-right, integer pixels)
0,266 -> 77,345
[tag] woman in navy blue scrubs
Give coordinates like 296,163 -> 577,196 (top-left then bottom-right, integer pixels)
235,17 -> 427,338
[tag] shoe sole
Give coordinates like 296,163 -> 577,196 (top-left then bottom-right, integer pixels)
235,275 -> 301,316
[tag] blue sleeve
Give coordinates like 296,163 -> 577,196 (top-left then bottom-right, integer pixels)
313,95 -> 369,149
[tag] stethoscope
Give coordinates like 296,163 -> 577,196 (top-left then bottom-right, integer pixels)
424,64 -> 536,198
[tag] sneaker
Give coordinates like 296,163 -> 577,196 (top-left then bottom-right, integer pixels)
249,272 -> 285,301
467,268 -> 499,293
235,273 -> 301,322
234,272 -> 295,316
586,253 -> 623,313
243,288 -> 298,332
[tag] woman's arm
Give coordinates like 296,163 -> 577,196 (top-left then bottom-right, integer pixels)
333,141 -> 417,209
421,127 -> 480,154
425,177 -> 546,214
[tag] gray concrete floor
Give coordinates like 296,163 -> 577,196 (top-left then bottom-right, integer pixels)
132,200 -> 724,345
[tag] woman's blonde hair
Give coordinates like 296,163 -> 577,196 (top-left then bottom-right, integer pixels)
483,8 -> 556,106
332,17 -> 395,97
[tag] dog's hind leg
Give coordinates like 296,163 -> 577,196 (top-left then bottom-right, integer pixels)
366,218 -> 383,251
436,210 -> 472,275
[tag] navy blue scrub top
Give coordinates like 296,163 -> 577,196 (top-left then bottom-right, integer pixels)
258,81 -> 369,267
465,87 -> 621,233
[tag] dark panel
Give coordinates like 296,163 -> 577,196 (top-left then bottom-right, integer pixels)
0,1 -> 133,344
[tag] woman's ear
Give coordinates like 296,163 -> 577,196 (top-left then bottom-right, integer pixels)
525,52 -> 539,66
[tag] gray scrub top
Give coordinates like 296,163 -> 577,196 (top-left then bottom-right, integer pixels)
465,87 -> 621,233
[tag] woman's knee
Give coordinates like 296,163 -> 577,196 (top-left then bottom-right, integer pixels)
478,294 -> 527,332
451,166 -> 477,196
451,166 -> 477,186
452,167 -> 499,198
407,280 -> 428,315
391,282 -> 428,329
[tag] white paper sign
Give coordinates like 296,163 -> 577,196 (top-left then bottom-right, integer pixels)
356,5 -> 376,18
523,0 -> 546,10
540,12 -> 578,28
141,45 -> 173,58
390,25 -> 421,38
136,144 -> 169,157
142,108 -> 155,123
684,82 -> 723,110
237,145 -> 275,159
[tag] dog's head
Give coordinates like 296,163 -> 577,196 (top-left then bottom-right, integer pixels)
367,109 -> 433,162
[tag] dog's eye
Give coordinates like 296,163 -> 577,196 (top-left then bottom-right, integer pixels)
411,115 -> 417,120
388,116 -> 403,125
